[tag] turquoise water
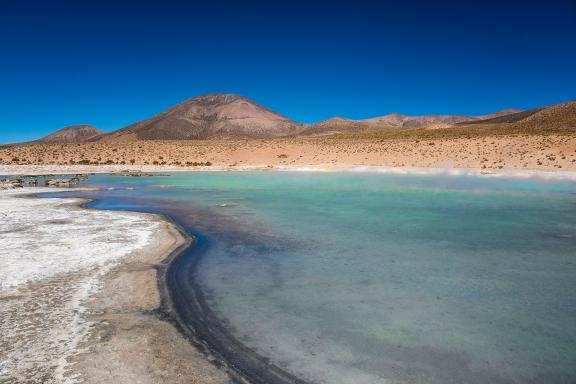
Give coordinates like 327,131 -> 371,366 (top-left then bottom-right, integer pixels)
81,172 -> 576,383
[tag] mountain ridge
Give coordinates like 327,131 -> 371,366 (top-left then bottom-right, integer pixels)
25,95 -> 575,143
298,109 -> 527,136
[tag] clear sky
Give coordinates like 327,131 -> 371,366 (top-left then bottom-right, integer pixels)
0,0 -> 575,143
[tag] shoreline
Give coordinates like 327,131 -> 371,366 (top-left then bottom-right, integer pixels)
0,188 -> 229,383
2,163 -> 576,182
3,186 -> 310,384
73,188 -> 313,384
160,221 -> 310,384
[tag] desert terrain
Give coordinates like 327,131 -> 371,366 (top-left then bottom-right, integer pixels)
1,135 -> 575,172
1,95 -> 574,173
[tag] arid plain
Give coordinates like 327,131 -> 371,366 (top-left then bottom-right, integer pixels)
1,135 -> 575,172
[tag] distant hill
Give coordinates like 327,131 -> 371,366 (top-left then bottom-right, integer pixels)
475,109 -> 524,121
100,94 -> 301,141
23,96 -> 574,144
460,108 -> 544,125
298,109 -> 524,136
509,102 -> 576,133
296,117 -> 376,136
39,125 -> 104,143
334,102 -> 576,139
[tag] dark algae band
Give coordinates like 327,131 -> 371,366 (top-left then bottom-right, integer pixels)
159,220 -> 311,384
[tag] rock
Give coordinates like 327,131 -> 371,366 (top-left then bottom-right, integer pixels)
44,178 -> 80,187
0,178 -> 23,189
112,170 -> 169,177
74,174 -> 89,180
218,203 -> 239,208
0,182 -> 16,189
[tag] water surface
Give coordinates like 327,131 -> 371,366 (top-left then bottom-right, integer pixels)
71,171 -> 576,384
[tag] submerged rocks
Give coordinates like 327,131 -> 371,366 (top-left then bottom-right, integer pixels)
44,178 -> 80,187
218,203 -> 239,208
25,179 -> 39,186
74,174 -> 90,181
0,174 -> 90,189
0,178 -> 23,189
112,170 -> 170,177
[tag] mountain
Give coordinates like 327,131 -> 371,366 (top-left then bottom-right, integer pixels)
363,110 -> 525,128
508,102 -> 575,132
340,101 -> 575,139
475,109 -> 524,121
39,125 -> 104,143
433,102 -> 575,136
30,97 -> 570,143
299,109 -> 524,136
297,117 -> 374,136
460,107 -> 546,125
361,113 -> 409,127
101,94 -> 301,141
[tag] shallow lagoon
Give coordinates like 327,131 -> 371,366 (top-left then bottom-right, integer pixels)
79,171 -> 576,383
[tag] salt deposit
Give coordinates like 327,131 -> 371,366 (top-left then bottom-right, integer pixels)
0,188 -> 160,383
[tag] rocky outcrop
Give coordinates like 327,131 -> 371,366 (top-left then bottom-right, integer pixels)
44,178 -> 80,187
0,178 -> 23,189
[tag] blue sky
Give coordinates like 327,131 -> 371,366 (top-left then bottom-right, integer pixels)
0,0 -> 575,143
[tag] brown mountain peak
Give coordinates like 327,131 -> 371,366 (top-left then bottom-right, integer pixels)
101,94 -> 300,141
39,125 -> 104,143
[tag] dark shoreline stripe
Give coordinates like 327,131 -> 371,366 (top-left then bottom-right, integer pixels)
162,221 -> 310,384
36,188 -> 311,384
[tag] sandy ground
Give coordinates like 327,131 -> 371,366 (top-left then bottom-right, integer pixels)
0,189 -> 229,384
1,135 -> 575,172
